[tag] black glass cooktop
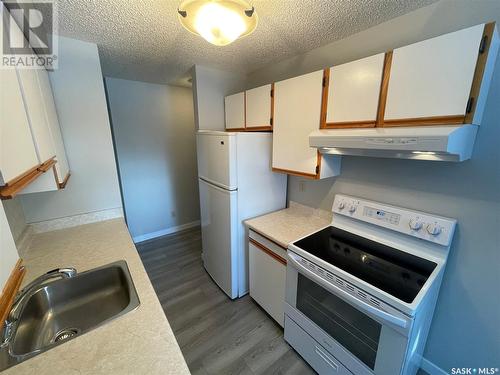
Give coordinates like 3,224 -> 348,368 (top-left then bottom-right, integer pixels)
293,226 -> 437,303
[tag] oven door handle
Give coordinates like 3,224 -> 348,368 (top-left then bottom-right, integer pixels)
288,254 -> 408,329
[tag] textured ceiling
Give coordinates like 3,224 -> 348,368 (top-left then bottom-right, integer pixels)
57,0 -> 437,86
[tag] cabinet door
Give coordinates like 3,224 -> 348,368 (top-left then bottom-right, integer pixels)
245,84 -> 273,129
8,18 -> 55,163
384,24 -> 484,125
224,92 -> 245,130
325,53 -> 385,128
249,241 -> 286,327
273,70 -> 323,177
37,68 -> 70,184
16,66 -> 56,163
0,68 -> 39,186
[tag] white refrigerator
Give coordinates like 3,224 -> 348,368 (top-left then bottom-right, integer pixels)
196,130 -> 287,299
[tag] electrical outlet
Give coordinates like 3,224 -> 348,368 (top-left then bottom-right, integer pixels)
171,211 -> 176,218
299,181 -> 306,192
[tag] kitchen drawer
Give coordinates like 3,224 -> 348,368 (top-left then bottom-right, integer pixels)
249,240 -> 286,326
285,315 -> 352,375
248,230 -> 287,259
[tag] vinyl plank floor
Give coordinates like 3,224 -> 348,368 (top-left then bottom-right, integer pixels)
136,227 -> 315,375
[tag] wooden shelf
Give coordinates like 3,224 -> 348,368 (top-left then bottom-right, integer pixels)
0,157 -> 57,200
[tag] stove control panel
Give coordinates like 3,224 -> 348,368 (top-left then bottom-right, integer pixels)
333,194 -> 457,246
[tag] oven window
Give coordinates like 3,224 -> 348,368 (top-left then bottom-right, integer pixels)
297,274 -> 381,370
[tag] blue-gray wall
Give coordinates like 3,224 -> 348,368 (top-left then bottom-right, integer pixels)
247,0 -> 500,372
105,78 -> 199,241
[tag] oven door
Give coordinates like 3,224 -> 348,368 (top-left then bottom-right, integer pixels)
285,251 -> 413,375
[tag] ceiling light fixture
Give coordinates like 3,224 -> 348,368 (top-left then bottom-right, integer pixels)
178,0 -> 258,46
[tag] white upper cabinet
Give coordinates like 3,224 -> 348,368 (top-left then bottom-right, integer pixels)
273,70 -> 341,179
10,13 -> 56,165
37,68 -> 70,183
224,92 -> 245,130
1,5 -> 70,197
326,53 -> 385,126
384,24 -> 485,123
245,84 -> 273,129
16,66 -> 56,164
0,68 -> 39,185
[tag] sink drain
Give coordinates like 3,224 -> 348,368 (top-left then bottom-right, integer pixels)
53,328 -> 79,343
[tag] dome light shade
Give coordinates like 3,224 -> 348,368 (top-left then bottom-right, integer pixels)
178,0 -> 258,46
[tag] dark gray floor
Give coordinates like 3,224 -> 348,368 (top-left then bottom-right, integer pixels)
136,227 -> 315,375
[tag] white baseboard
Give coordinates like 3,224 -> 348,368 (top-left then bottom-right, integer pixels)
29,207 -> 124,234
421,357 -> 448,375
133,220 -> 200,243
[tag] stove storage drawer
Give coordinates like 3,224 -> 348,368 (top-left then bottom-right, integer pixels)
285,315 -> 353,375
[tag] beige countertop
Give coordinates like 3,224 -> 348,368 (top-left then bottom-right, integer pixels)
245,201 -> 332,248
5,218 -> 190,375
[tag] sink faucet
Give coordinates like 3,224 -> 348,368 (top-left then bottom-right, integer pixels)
9,268 -> 77,320
1,268 -> 76,347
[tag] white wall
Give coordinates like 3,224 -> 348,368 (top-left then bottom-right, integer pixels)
2,198 -> 26,242
19,36 -> 122,223
246,1 -> 500,373
247,0 -> 500,87
105,78 -> 200,241
192,65 -> 246,131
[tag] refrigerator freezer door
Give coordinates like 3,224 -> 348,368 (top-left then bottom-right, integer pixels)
199,178 -> 238,299
197,131 -> 237,190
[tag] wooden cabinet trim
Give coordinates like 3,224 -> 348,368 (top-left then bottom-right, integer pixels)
249,238 -> 287,266
315,151 -> 322,180
382,115 -> 465,127
244,126 -> 273,132
272,167 -> 318,179
0,157 -> 57,199
270,82 -> 275,129
249,229 -> 288,251
58,171 -> 71,189
38,156 -> 56,172
0,259 -> 26,326
320,69 -> 330,129
377,51 -> 393,127
2,164 -> 41,187
51,165 -> 70,189
464,22 -> 496,124
324,120 -> 376,129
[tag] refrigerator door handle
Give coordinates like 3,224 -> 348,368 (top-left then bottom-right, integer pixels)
199,177 -> 237,192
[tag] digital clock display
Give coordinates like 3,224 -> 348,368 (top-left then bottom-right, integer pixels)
363,206 -> 401,225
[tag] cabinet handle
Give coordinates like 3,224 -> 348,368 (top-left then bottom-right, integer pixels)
249,238 -> 286,265
315,346 -> 338,371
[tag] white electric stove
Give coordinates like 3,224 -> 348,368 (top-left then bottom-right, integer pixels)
284,194 -> 456,375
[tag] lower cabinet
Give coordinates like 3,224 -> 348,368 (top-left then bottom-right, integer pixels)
248,231 -> 286,327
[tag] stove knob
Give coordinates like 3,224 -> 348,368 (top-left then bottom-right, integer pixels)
426,223 -> 442,236
338,201 -> 345,210
409,218 -> 423,231
348,204 -> 357,213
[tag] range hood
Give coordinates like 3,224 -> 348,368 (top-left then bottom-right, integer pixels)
309,125 -> 478,162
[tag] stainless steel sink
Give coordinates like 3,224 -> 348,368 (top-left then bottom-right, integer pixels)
0,261 -> 140,371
